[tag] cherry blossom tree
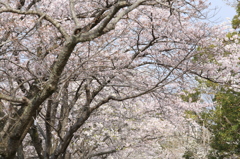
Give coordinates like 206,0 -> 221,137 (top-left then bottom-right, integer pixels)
0,0 -> 238,158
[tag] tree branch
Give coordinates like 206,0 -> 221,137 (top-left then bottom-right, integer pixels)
0,93 -> 28,104
0,8 -> 68,38
69,0 -> 79,26
76,0 -> 144,42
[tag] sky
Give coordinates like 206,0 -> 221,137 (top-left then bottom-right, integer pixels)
208,0 -> 236,23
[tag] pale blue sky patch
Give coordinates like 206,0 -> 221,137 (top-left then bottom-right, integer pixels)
208,0 -> 236,23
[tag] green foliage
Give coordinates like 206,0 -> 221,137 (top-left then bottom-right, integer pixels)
185,81 -> 240,158
180,89 -> 201,103
199,87 -> 240,158
182,150 -> 194,159
207,150 -> 227,159
232,2 -> 240,29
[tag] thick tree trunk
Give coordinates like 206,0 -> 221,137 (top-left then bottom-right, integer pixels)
0,37 -> 77,158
